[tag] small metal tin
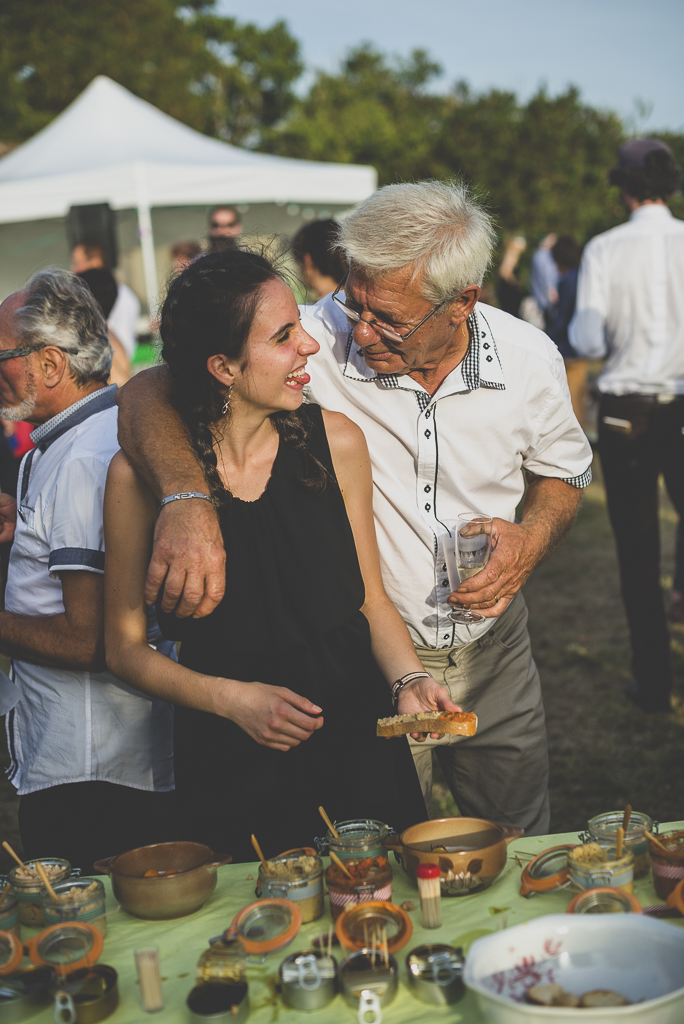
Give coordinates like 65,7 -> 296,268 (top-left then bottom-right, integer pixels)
339,949 -> 398,1010
0,966 -> 53,1023
187,982 -> 249,1024
279,949 -> 337,1011
315,820 -> 391,860
406,944 -> 465,1005
568,845 -> 635,893
519,844 -> 576,897
51,965 -> 119,1024
566,887 -> 642,914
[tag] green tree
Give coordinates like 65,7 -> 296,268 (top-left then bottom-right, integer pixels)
0,0 -> 302,146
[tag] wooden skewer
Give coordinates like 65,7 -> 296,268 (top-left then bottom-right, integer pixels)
318,806 -> 339,839
35,861 -> 59,901
363,922 -> 369,951
2,842 -> 25,871
621,803 -> 632,833
615,826 -> 624,860
382,927 -> 389,968
645,830 -> 671,856
250,834 -> 272,873
327,925 -> 333,961
329,850 -> 353,880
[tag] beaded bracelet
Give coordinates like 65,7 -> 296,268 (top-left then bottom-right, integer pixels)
391,671 -> 433,707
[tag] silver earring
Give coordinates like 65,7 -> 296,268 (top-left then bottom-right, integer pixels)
222,384 -> 233,415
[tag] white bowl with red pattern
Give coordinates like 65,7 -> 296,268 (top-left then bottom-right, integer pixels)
463,914 -> 684,1023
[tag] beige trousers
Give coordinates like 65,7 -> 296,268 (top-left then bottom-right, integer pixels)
410,592 -> 550,836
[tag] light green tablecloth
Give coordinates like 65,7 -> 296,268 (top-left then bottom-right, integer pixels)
18,822 -> 684,1023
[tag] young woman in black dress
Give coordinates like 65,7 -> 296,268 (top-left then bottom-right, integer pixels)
104,249 -> 459,861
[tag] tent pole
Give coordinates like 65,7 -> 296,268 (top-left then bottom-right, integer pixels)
134,161 -> 158,316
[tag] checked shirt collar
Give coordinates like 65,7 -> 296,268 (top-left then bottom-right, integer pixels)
341,307 -> 505,409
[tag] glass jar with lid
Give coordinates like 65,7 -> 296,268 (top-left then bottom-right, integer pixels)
256,848 -> 324,923
315,819 -> 392,860
585,811 -> 652,879
568,844 -> 634,893
40,877 -> 106,936
8,858 -> 72,928
325,856 -> 392,920
0,889 -> 20,938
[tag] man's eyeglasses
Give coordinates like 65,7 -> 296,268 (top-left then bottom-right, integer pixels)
211,220 -> 237,230
331,270 -> 447,344
0,344 -> 78,363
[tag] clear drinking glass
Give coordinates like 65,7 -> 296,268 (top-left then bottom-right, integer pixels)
443,514 -> 493,624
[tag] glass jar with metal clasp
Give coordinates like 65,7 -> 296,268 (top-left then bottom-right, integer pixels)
315,819 -> 393,860
256,848 -> 324,923
582,811 -> 653,879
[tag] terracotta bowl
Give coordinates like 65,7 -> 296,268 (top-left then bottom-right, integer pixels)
384,817 -> 523,896
94,841 -> 231,920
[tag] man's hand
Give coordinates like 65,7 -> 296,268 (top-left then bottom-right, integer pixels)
396,676 -> 461,741
0,493 -> 17,545
219,680 -> 323,751
450,477 -> 582,618
146,500 -> 226,618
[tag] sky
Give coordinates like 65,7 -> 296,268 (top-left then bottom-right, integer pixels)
218,0 -> 684,132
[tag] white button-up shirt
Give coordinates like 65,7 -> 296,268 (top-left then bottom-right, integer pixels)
5,385 -> 174,796
569,204 -> 684,395
302,297 -> 593,649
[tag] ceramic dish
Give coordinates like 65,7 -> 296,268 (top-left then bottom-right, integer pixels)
94,842 -> 231,920
384,817 -> 523,895
463,913 -> 684,1023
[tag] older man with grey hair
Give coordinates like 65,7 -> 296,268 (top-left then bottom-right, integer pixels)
0,270 -> 174,870
117,181 -> 592,836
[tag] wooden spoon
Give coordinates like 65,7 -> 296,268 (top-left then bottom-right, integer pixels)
645,830 -> 672,857
318,806 -> 339,839
329,850 -> 353,880
2,842 -> 25,871
621,804 -> 632,833
615,826 -> 624,860
35,861 -> 59,901
250,834 -> 271,873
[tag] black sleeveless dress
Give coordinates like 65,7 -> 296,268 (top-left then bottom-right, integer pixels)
157,405 -> 425,862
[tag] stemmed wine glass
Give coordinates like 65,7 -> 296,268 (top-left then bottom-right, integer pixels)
442,513 -> 493,624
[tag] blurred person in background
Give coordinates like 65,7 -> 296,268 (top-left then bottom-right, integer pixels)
171,240 -> 202,277
495,234 -> 527,317
77,268 -> 132,387
70,242 -> 140,359
570,138 -> 684,713
292,219 -> 348,299
548,236 -> 586,424
0,270 -> 175,869
531,234 -> 559,329
208,206 -> 243,252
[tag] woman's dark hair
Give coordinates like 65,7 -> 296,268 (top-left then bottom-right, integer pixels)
609,148 -> 682,202
292,219 -> 347,281
159,247 -> 327,507
551,236 -> 582,271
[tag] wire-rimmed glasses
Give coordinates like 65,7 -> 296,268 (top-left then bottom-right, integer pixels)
331,270 -> 447,344
442,514 -> 493,625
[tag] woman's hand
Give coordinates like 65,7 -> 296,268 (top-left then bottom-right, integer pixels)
396,676 -> 461,742
218,680 -> 324,751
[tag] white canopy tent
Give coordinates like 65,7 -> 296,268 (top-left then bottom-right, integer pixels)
0,76 -> 376,305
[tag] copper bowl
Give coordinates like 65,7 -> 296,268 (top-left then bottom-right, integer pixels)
383,817 -> 523,896
94,841 -> 231,920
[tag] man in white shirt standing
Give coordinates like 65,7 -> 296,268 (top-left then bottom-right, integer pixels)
0,270 -> 174,870
116,181 -> 592,835
570,139 -> 684,713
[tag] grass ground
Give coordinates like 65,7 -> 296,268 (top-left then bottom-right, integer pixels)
0,466 -> 682,874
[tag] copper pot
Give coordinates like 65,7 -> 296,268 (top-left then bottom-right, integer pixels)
94,841 -> 232,920
383,817 -> 523,896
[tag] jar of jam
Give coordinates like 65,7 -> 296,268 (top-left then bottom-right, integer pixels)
585,812 -> 652,879
647,830 -> 684,900
316,819 -> 392,861
325,856 -> 392,921
256,848 -> 324,923
8,858 -> 72,928
41,878 -> 107,936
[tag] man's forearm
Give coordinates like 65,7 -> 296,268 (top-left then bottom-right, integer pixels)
116,366 -> 208,500
519,474 -> 582,566
0,611 -> 105,672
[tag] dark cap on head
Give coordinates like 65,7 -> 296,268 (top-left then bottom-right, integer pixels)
614,137 -> 674,173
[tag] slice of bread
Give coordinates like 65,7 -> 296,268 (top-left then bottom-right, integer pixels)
376,711 -> 478,738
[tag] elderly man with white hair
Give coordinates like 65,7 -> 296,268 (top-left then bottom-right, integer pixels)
0,270 -> 175,870
117,181 -> 592,835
